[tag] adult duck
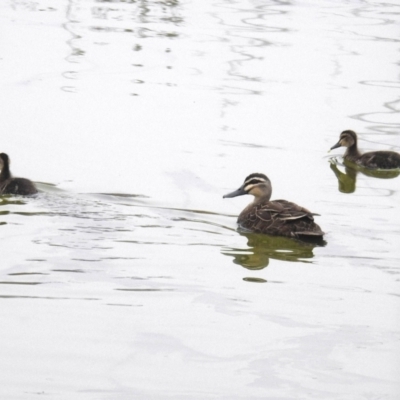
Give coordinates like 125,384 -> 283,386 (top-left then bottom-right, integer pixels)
223,173 -> 324,240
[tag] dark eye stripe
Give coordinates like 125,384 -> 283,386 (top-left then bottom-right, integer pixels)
341,132 -> 354,140
245,178 -> 265,186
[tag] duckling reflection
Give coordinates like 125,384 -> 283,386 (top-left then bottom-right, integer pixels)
222,232 -> 319,270
329,160 -> 357,193
329,158 -> 400,194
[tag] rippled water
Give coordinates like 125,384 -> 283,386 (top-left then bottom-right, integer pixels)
1,0 -> 400,399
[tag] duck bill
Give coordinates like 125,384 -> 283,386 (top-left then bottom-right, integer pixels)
330,141 -> 342,150
223,187 -> 246,198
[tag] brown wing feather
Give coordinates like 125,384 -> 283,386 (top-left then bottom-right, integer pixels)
359,151 -> 400,169
238,200 -> 324,238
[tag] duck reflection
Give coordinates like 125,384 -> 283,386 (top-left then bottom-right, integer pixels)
222,232 -> 321,270
329,159 -> 400,194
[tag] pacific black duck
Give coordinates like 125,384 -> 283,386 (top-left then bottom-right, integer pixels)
0,153 -> 38,195
223,173 -> 324,240
330,130 -> 400,169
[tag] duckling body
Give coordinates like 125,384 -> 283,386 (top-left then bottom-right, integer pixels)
331,130 -> 400,169
223,173 -> 324,240
0,153 -> 37,195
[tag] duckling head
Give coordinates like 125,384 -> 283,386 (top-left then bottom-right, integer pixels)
330,130 -> 357,150
223,173 -> 272,201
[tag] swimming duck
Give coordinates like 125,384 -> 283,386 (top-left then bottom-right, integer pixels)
0,153 -> 38,195
330,130 -> 400,169
223,173 -> 324,240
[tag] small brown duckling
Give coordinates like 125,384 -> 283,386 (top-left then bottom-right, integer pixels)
0,153 -> 38,195
330,130 -> 400,169
223,173 -> 324,240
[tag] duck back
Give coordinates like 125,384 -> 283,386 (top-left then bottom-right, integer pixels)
238,199 -> 324,239
358,150 -> 400,169
1,178 -> 38,196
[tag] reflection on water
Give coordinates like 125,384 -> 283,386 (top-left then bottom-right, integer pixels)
344,2 -> 400,137
222,231 -> 320,271
62,0 -> 184,94
329,158 -> 400,194
329,160 -> 357,194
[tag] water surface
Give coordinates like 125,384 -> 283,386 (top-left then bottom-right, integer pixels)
0,0 -> 400,399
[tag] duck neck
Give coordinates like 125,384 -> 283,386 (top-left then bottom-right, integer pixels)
252,189 -> 272,205
255,193 -> 269,203
344,142 -> 361,160
0,163 -> 12,182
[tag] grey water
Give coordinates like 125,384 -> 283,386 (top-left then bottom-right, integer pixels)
0,0 -> 400,399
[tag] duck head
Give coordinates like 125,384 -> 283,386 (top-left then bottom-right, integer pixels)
330,130 -> 357,150
223,173 -> 272,201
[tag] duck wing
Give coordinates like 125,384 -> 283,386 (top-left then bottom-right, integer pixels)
360,151 -> 400,169
255,199 -> 314,220
238,200 -> 324,238
1,178 -> 38,196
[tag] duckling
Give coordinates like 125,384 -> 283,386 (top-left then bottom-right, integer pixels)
330,130 -> 400,169
0,153 -> 38,195
223,173 -> 324,240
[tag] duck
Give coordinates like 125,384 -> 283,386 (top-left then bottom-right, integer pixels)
330,130 -> 400,169
0,153 -> 38,195
223,173 -> 324,240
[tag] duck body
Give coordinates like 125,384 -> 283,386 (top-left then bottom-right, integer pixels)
331,130 -> 400,169
238,199 -> 323,239
224,173 -> 324,240
0,177 -> 38,196
352,150 -> 400,169
0,153 -> 37,195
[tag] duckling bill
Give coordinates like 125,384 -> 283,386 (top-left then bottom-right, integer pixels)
223,173 -> 324,240
330,130 -> 400,169
0,153 -> 38,195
